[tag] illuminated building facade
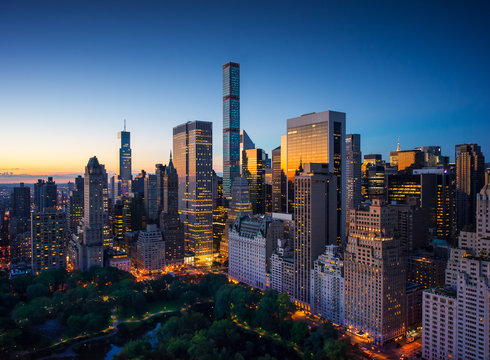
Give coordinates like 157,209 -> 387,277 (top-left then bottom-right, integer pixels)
0,211 -> 10,272
212,172 -> 227,255
346,134 -> 362,219
240,129 -> 255,174
294,163 -> 337,306
173,121 -> 213,260
242,148 -> 266,214
455,143 -> 485,231
361,155 -> 387,202
270,236 -> 295,298
271,146 -> 287,213
389,198 -> 429,253
118,122 -> 132,184
144,173 -> 158,223
287,110 -> 346,244
310,245 -> 344,326
155,163 -> 166,218
31,210 -> 67,275
223,61 -> 240,199
408,255 -> 446,290
392,149 -> 424,172
344,199 -> 406,345
67,176 -> 84,235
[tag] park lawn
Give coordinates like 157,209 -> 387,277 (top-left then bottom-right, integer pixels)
147,299 -> 182,314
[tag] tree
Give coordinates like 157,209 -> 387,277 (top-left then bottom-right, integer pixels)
276,293 -> 294,320
290,321 -> 309,346
116,339 -> 152,360
323,339 -> 346,360
26,283 -> 49,300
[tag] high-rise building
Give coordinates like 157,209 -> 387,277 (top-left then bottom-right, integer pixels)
118,121 -> 132,183
422,174 -> 490,360
173,121 -> 213,261
310,245 -> 344,326
270,223 -> 295,299
34,177 -> 57,212
75,157 -> 110,270
12,183 -> 30,219
67,176 -> 84,235
389,198 -> 429,253
239,129 -> 255,174
294,163 -> 337,307
455,144 -> 485,231
242,148 -> 266,214
0,211 -> 10,272
223,61 -> 240,199
271,146 -> 287,213
287,110 -> 346,244
346,134 -> 362,220
155,163 -> 166,217
144,174 -> 158,223
31,210 -> 67,275
212,172 -> 227,255
390,149 -> 425,172
344,199 -> 406,345
135,224 -> 165,275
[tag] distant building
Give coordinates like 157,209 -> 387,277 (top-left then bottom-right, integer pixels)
144,174 -> 158,223
12,183 -> 30,220
345,134 -> 362,221
223,62 -> 241,199
67,176 -> 84,235
118,122 -> 132,183
310,245 -> 344,326
34,177 -> 57,212
455,144 -> 485,231
240,129 -> 255,175
135,224 -> 165,275
105,249 -> 131,273
271,146 -> 287,213
242,148 -> 266,214
31,210 -> 67,275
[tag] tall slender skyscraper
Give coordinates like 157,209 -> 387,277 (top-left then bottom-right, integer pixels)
239,129 -> 255,174
271,146 -> 287,213
118,121 -> 132,182
223,62 -> 240,199
173,121 -> 213,261
287,111 -> 346,245
345,134 -> 362,220
455,144 -> 485,231
242,148 -> 266,214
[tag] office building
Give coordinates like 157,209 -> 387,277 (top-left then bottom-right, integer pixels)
242,148 -> 266,214
12,183 -> 30,220
392,149 -> 425,172
310,245 -> 344,326
271,146 -> 287,213
294,163 -> 337,306
346,134 -> 362,220
223,61 -> 240,199
240,129 -> 255,174
34,177 -> 57,212
344,199 -> 406,345
67,176 -> 84,235
144,173 -> 158,223
389,198 -> 429,252
287,111 -> 346,244
105,249 -> 131,272
31,210 -> 67,275
118,121 -> 132,183
76,157 -> 111,270
173,121 -> 213,261
212,172 -> 227,255
155,163 -> 166,217
455,144 -> 485,231
135,224 -> 165,275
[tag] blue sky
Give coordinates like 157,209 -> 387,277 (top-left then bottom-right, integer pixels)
1,0 -> 489,181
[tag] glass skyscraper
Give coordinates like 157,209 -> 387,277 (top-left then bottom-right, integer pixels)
286,110 -> 346,245
118,121 -> 132,182
173,121 -> 214,261
223,62 -> 240,199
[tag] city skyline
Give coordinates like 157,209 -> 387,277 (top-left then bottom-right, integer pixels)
2,1 -> 490,182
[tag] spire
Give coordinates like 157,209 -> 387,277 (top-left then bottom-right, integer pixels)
169,150 -> 172,162
124,119 -> 126,131
396,137 -> 401,152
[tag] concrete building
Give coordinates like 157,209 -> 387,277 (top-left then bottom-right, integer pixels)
422,172 -> 490,360
135,224 -> 165,275
173,121 -> 213,261
270,237 -> 295,298
294,163 -> 337,307
271,146 -> 287,213
344,199 -> 406,345
310,245 -> 344,326
31,210 -> 67,275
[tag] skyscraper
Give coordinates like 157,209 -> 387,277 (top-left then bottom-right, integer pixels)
12,183 -> 31,219
271,146 -> 287,213
239,129 -> 255,174
144,173 -> 158,223
287,110 -> 346,245
242,148 -> 266,214
67,176 -> 84,235
455,144 -> 485,231
34,177 -> 57,212
344,199 -> 406,345
345,134 -> 362,220
31,210 -> 67,275
294,163 -> 337,306
76,157 -> 110,270
118,121 -> 132,182
173,121 -> 213,261
223,62 -> 240,199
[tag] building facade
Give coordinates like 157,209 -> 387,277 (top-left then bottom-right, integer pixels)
223,62 -> 240,199
346,134 -> 362,221
135,224 -> 165,274
173,121 -> 213,261
242,148 -> 266,214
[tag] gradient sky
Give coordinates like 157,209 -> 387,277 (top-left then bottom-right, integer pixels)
1,0 -> 489,183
